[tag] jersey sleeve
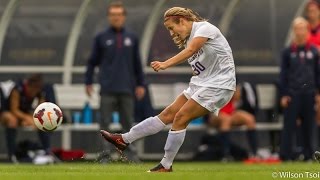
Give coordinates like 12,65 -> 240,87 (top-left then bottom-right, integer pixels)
193,23 -> 218,40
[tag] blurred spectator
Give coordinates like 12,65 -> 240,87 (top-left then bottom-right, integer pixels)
85,1 -> 145,132
279,17 -> 319,161
207,82 -> 258,160
0,74 -> 51,162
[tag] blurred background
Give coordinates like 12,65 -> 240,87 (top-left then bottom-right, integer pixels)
0,0 -> 305,83
0,0 -> 317,163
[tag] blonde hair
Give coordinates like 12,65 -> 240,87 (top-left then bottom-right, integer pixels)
164,7 -> 207,48
292,16 -> 308,27
291,17 -> 309,43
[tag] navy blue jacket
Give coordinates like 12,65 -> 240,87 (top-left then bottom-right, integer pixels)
85,27 -> 145,95
280,43 -> 320,96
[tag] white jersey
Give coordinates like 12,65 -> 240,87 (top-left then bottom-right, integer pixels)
186,21 -> 236,91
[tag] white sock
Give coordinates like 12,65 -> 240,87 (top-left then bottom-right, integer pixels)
122,116 -> 166,143
160,129 -> 186,169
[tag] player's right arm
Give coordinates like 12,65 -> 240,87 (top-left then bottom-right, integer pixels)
279,49 -> 291,108
9,89 -> 31,121
151,37 -> 207,72
85,35 -> 102,96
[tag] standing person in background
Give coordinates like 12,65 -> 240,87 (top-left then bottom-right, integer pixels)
279,17 -> 319,161
85,1 -> 145,132
306,0 -> 320,50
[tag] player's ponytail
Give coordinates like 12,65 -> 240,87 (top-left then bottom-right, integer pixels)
164,7 -> 207,48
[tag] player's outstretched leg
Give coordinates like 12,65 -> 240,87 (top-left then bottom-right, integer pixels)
100,116 -> 166,151
101,94 -> 188,152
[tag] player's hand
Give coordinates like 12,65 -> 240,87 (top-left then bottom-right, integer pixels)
150,61 -> 168,72
280,96 -> 291,108
86,85 -> 93,97
135,86 -> 145,100
22,115 -> 36,128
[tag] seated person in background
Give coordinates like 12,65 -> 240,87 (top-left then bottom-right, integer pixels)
207,82 -> 258,160
0,74 -> 51,162
0,82 -> 18,162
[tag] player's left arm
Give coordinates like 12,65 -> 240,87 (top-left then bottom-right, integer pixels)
151,37 -> 208,71
133,36 -> 146,100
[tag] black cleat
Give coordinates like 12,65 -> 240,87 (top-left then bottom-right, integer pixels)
147,163 -> 173,172
100,130 -> 129,152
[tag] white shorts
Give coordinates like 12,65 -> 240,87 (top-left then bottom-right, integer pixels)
183,84 -> 234,116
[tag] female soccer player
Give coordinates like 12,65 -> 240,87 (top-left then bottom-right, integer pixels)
100,7 -> 236,172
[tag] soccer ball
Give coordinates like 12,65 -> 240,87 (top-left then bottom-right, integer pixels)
33,102 -> 63,131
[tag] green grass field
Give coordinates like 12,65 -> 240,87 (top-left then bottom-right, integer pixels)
0,162 -> 319,180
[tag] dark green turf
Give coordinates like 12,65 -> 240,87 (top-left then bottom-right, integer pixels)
0,162 -> 319,180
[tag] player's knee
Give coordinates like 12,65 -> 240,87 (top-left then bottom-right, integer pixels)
208,115 -> 219,127
159,107 -> 175,124
173,111 -> 189,128
220,118 -> 231,131
2,113 -> 18,128
246,115 -> 256,129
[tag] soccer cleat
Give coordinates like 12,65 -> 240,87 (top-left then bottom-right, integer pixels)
314,151 -> 320,162
100,130 -> 129,151
147,163 -> 173,172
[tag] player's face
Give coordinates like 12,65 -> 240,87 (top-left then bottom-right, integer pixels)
293,22 -> 308,41
108,7 -> 126,30
27,84 -> 42,98
306,4 -> 320,22
164,18 -> 189,40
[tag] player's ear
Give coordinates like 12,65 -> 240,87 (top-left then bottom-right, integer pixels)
179,18 -> 184,25
180,18 -> 189,26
